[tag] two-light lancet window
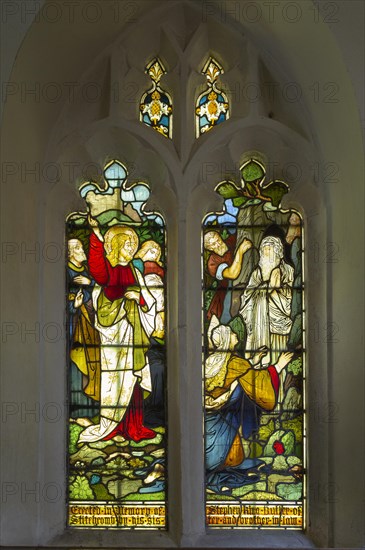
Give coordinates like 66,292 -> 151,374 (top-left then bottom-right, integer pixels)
66,57 -> 306,532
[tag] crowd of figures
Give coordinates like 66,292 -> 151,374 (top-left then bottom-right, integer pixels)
203,198 -> 304,499
66,160 -> 304,506
67,215 -> 167,498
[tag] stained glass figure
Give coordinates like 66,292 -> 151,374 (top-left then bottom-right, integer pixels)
203,158 -> 305,529
67,160 -> 167,529
140,58 -> 173,138
196,57 -> 230,138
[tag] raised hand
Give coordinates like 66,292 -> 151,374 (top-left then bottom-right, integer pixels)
238,238 -> 253,254
73,275 -> 91,285
88,214 -> 104,241
275,351 -> 294,373
125,290 -> 140,303
88,214 -> 98,228
74,289 -> 84,309
269,267 -> 281,289
251,345 -> 269,368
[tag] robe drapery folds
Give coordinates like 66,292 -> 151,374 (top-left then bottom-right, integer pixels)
78,232 -> 156,443
69,301 -> 101,401
67,262 -> 101,402
205,234 -> 235,321
239,259 -> 294,363
204,322 -> 279,477
205,355 -> 279,413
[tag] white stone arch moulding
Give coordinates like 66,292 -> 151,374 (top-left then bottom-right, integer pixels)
13,1 -> 345,547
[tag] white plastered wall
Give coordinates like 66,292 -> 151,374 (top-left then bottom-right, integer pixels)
0,0 -> 364,548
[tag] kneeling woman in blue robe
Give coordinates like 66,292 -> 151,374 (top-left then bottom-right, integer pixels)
204,316 -> 293,494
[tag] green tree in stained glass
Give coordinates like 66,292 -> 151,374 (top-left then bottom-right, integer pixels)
202,156 -> 305,530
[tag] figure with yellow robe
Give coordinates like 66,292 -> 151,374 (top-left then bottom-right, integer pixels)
78,218 -> 157,443
205,315 -> 293,493
67,239 -> 101,417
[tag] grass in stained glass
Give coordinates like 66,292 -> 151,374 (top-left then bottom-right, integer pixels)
67,160 -> 167,529
202,158 -> 305,529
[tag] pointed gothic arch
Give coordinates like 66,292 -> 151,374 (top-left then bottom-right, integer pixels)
1,1 -> 364,548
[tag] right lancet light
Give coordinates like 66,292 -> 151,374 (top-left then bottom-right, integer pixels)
196,57 -> 230,138
202,158 -> 305,530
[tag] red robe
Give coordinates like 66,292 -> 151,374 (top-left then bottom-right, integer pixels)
88,233 -> 145,304
143,260 -> 164,279
88,233 -> 154,441
206,234 -> 235,320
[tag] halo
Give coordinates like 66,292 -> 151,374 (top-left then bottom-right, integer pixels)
104,225 -> 139,253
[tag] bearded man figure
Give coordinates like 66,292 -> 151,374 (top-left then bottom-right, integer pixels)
67,238 -> 101,415
239,236 -> 294,367
203,230 -> 252,322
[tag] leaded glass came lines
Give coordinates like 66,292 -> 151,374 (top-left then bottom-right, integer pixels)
196,57 -> 230,137
140,58 -> 173,139
202,158 -> 305,530
66,160 -> 167,529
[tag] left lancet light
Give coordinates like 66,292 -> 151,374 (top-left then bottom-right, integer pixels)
66,159 -> 167,528
140,58 -> 173,139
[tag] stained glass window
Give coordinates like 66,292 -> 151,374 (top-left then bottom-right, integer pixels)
202,158 -> 305,529
140,58 -> 173,139
66,160 -> 167,529
196,57 -> 230,138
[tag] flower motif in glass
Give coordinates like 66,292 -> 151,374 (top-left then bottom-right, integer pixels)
196,57 -> 230,137
140,58 -> 173,138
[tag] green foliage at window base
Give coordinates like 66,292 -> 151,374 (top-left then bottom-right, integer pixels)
276,482 -> 302,501
282,416 -> 303,443
92,482 -> 114,501
69,423 -> 84,454
70,475 -> 94,500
